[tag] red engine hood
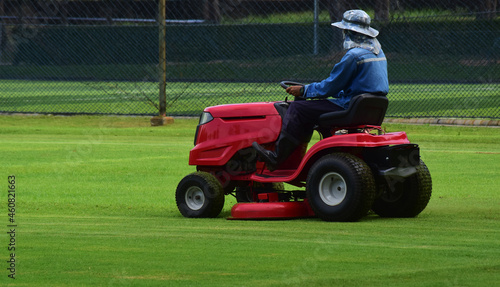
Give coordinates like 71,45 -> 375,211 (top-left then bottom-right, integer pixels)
204,102 -> 280,118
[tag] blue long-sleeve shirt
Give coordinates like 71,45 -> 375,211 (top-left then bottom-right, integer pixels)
303,47 -> 389,109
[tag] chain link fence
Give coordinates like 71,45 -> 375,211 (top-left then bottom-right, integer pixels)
0,0 -> 498,118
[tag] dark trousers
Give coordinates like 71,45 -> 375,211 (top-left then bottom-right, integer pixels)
281,99 -> 343,143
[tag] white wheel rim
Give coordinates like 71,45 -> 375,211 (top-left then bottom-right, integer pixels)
318,172 -> 347,206
185,186 -> 205,210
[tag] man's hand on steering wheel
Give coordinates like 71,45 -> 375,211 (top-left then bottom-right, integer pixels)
280,81 -> 305,100
285,85 -> 302,97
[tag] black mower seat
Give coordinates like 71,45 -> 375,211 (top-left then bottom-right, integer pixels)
318,93 -> 388,129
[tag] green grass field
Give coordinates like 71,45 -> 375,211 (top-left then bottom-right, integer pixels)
1,115 -> 499,286
1,80 -> 499,118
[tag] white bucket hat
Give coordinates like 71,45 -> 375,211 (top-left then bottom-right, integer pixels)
331,10 -> 379,38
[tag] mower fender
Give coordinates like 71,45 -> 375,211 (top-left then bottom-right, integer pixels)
302,131 -> 412,168
251,132 -> 411,183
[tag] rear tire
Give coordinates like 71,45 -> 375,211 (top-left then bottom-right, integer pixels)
176,172 -> 225,218
372,160 -> 432,217
306,153 -> 376,222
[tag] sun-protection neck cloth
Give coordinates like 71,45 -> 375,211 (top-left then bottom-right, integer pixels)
343,30 -> 381,55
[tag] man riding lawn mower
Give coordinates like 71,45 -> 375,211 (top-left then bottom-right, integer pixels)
176,10 -> 432,222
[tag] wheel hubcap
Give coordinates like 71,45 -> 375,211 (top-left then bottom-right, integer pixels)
185,186 -> 205,210
318,172 -> 347,206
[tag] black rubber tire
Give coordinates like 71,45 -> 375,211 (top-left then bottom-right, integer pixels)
235,182 -> 285,203
306,153 -> 376,222
176,172 -> 225,218
372,160 -> 432,218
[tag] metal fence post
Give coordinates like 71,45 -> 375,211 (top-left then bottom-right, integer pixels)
313,0 -> 319,55
151,0 -> 173,126
158,0 -> 167,116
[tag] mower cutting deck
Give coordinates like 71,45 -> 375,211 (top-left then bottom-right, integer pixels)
229,198 -> 315,220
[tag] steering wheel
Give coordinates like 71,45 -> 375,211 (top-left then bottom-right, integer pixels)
279,81 -> 306,101
280,81 -> 304,90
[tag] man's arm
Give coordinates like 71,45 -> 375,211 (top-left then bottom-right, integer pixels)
303,52 -> 357,99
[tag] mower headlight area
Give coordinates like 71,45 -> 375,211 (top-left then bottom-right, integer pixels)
199,112 -> 214,125
194,112 -> 214,146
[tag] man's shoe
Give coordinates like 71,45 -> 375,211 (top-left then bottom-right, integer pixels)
252,142 -> 278,170
252,134 -> 299,171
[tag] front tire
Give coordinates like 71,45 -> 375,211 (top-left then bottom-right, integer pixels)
372,160 -> 432,217
306,153 -> 376,222
176,172 -> 225,218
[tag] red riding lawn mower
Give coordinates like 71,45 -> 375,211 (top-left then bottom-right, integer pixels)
176,81 -> 432,222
